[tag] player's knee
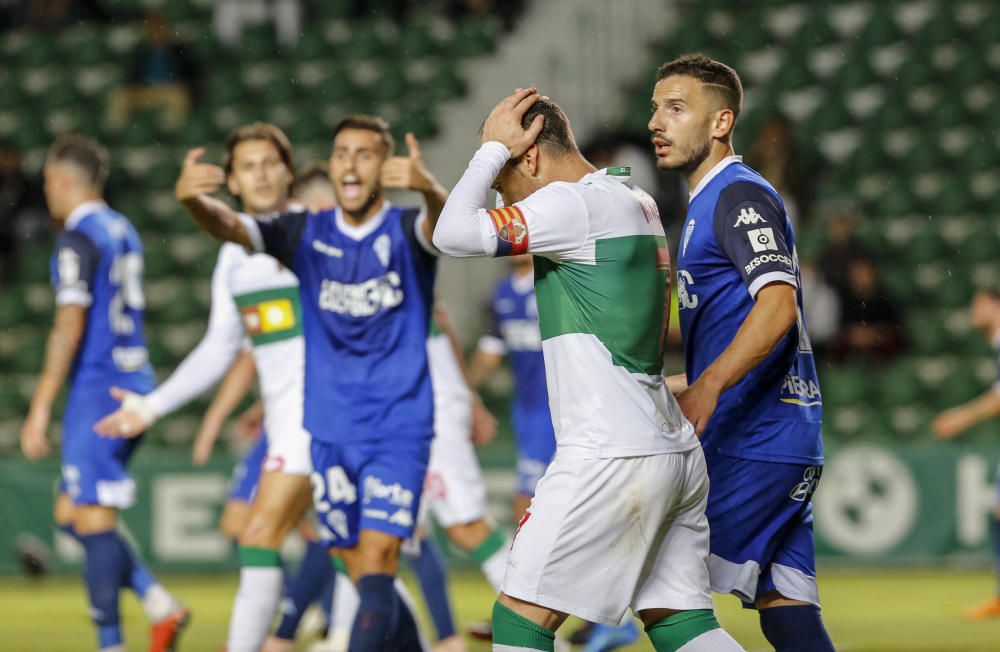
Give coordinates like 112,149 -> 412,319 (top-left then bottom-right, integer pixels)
357,533 -> 401,575
238,511 -> 289,548
73,505 -> 117,535
447,520 -> 490,551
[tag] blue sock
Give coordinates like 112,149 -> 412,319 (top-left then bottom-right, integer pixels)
274,539 -> 335,640
349,574 -> 398,652
991,517 -> 1000,596
59,523 -> 81,543
320,571 -> 336,630
116,533 -> 157,598
79,531 -> 126,650
393,589 -> 423,651
406,538 -> 456,640
759,605 -> 835,652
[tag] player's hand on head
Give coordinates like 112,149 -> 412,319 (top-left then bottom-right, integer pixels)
481,87 -> 546,158
176,147 -> 226,202
676,380 -> 720,438
380,133 -> 435,192
19,412 -> 51,460
94,387 -> 154,439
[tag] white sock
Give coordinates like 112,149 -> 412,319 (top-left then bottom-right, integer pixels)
330,572 -> 360,633
676,627 -> 745,651
141,584 -> 178,622
227,566 -> 285,652
480,538 -> 509,593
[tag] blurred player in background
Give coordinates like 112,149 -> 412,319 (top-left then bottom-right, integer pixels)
468,255 -> 555,522
20,134 -> 188,652
175,114 -> 448,651
294,161 -> 338,212
650,55 -> 833,651
435,89 -> 742,652
934,287 -> 1000,619
98,123 -> 330,652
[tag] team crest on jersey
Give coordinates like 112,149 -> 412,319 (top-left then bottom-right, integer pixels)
681,219 -> 695,257
733,207 -> 766,227
373,234 -> 392,268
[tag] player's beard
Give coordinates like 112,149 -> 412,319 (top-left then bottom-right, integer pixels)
658,134 -> 712,175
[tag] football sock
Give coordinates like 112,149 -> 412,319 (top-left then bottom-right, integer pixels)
79,531 -> 126,650
331,560 -> 360,634
348,574 -> 398,652
991,517 -> 1000,597
407,537 -> 456,639
274,539 -> 335,640
470,528 -> 509,592
227,546 -> 284,652
492,601 -> 554,652
759,605 -> 835,652
393,578 -> 425,651
646,609 -> 743,651
320,569 -> 336,629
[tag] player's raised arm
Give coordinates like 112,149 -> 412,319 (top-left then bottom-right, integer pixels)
433,88 -> 545,257
176,148 -> 254,248
380,132 -> 448,245
20,304 -> 87,459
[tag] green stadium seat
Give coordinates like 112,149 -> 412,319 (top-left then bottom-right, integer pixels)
910,310 -> 960,354
877,361 -> 925,407
450,16 -> 500,58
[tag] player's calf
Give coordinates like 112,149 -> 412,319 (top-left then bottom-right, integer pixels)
492,593 -> 567,652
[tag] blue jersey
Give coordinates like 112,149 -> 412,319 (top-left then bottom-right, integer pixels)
678,158 -> 822,465
486,274 -> 548,413
49,201 -> 154,392
252,204 -> 436,444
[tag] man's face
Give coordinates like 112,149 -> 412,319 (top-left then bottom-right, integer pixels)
227,139 -> 291,216
971,292 -> 1000,331
648,75 -> 716,174
492,157 -> 540,207
330,129 -> 388,215
42,163 -> 70,221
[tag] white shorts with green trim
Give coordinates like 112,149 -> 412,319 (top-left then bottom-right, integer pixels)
502,448 -> 715,625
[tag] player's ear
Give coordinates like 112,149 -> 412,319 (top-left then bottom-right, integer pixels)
712,108 -> 736,141
521,143 -> 540,177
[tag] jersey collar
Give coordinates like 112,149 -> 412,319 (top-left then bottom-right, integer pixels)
65,199 -> 107,230
335,200 -> 392,241
688,155 -> 742,201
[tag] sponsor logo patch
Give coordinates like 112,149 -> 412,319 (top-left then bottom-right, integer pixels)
744,253 -> 793,275
733,206 -> 767,227
747,227 -> 778,253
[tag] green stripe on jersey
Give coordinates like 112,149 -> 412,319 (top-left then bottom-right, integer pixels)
233,285 -> 303,346
535,235 -> 668,375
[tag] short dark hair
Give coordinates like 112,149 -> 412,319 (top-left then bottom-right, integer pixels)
331,115 -> 395,155
223,122 -> 294,178
48,133 -> 109,189
518,97 -> 577,157
976,285 -> 1000,301
295,161 -> 330,187
657,54 -> 743,118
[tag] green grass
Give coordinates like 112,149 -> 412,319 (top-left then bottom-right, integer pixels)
2,568 -> 1000,651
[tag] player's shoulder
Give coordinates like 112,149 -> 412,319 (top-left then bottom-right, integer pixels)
521,180 -> 589,216
715,164 -> 783,210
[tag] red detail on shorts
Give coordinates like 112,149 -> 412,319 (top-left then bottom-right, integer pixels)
513,510 -> 531,542
424,472 -> 447,500
263,454 -> 285,472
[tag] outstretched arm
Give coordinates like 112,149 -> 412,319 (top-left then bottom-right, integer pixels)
933,389 -> 1000,440
176,148 -> 254,247
20,305 -> 87,460
193,350 -> 258,465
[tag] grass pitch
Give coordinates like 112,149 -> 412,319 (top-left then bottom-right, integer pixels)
1,568 -> 999,651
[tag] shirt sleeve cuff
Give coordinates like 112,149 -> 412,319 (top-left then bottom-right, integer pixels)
55,288 -> 92,307
748,271 -> 797,299
239,213 -> 265,252
477,335 -> 507,355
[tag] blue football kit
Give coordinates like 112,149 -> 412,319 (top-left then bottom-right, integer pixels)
678,156 -> 824,607
479,272 -> 556,495
247,203 -> 436,547
227,433 -> 269,503
51,201 -> 154,508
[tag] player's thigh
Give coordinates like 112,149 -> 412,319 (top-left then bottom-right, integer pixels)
632,449 -> 714,615
263,422 -> 313,477
74,504 -> 118,535
425,422 -> 488,529
240,470 -> 313,543
756,491 -> 821,607
506,455 -> 683,625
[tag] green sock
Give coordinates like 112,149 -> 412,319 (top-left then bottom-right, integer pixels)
237,545 -> 281,567
645,610 -> 721,652
331,555 -> 348,574
492,602 -> 555,651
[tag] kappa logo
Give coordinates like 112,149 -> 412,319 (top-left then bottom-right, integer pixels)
733,207 -> 767,227
373,234 -> 391,267
747,227 -> 778,253
312,239 -> 343,258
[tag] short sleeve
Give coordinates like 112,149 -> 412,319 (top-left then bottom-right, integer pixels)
245,209 -> 309,270
485,183 -> 589,260
50,230 -> 100,306
400,207 -> 437,269
712,181 -> 797,298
